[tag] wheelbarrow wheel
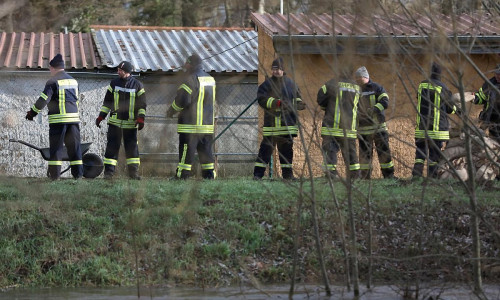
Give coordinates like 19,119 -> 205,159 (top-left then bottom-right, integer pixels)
83,153 -> 104,179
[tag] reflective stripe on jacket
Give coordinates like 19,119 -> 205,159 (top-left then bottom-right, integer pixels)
257,75 -> 303,137
357,80 -> 389,135
32,71 -> 80,124
474,76 -> 500,123
415,80 -> 455,140
99,76 -> 147,129
317,79 -> 360,138
171,68 -> 216,134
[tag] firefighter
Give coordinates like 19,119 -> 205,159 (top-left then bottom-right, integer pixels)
412,62 -> 457,178
317,67 -> 361,180
253,57 -> 305,180
95,61 -> 146,180
25,53 -> 83,180
472,64 -> 500,144
355,66 -> 395,179
166,54 -> 216,179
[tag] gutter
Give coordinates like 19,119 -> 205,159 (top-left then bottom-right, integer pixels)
272,34 -> 500,54
0,70 -> 119,78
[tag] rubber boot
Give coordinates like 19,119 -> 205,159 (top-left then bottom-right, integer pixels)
202,169 -> 215,180
104,165 -> 115,179
412,163 -> 424,178
128,165 -> 141,180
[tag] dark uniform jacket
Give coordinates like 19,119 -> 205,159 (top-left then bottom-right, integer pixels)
474,76 -> 500,123
358,80 -> 389,135
170,67 -> 216,134
317,78 -> 360,138
257,75 -> 304,136
415,78 -> 455,141
32,71 -> 80,124
98,76 -> 146,129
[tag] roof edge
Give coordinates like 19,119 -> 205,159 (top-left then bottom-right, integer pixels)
273,35 -> 500,54
90,25 -> 254,31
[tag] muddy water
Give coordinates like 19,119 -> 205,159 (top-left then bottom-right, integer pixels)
1,284 -> 499,299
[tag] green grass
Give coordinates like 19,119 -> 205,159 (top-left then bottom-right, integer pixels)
0,176 -> 498,288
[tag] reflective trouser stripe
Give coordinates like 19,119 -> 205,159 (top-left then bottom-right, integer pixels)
380,161 -> 394,169
126,158 -> 140,165
201,163 -> 214,170
359,163 -> 371,170
104,158 -> 118,166
70,160 -> 83,165
177,144 -> 189,178
325,164 -> 336,171
48,161 -> 63,166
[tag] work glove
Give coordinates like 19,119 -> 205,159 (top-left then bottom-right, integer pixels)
135,117 -> 145,130
25,109 -> 36,121
95,116 -> 104,128
296,100 -> 306,110
275,99 -> 282,109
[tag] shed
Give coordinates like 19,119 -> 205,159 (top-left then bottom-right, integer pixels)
250,12 -> 500,178
0,27 -> 259,178
91,26 -> 259,177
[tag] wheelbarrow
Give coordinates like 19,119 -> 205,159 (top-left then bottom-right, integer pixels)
9,139 -> 104,179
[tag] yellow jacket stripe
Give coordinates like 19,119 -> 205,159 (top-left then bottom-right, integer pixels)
100,106 -> 111,114
358,123 -> 387,135
172,101 -> 183,112
108,119 -> 137,129
262,126 -> 298,136
179,84 -> 192,94
177,124 -> 214,134
416,83 -> 448,139
415,129 -> 449,140
48,113 -> 80,123
321,127 -> 357,138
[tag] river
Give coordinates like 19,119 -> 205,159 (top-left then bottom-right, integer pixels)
1,284 -> 499,299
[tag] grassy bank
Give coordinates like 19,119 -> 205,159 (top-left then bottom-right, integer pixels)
0,176 -> 499,289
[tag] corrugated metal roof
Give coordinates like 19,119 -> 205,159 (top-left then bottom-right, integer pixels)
91,25 -> 258,73
0,32 -> 100,69
251,12 -> 500,37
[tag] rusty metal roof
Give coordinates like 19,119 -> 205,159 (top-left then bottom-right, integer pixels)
251,13 -> 500,54
0,32 -> 100,70
91,25 -> 258,73
251,12 -> 499,36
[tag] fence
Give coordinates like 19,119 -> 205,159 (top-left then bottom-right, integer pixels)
138,73 -> 259,177
0,71 -> 258,178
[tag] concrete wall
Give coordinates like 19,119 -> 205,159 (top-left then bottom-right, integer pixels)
257,31 -> 499,178
0,72 -> 110,178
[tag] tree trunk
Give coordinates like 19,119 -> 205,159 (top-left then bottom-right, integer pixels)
458,75 -> 483,295
0,0 -> 27,20
223,0 -> 232,27
181,0 -> 199,26
258,0 -> 265,13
